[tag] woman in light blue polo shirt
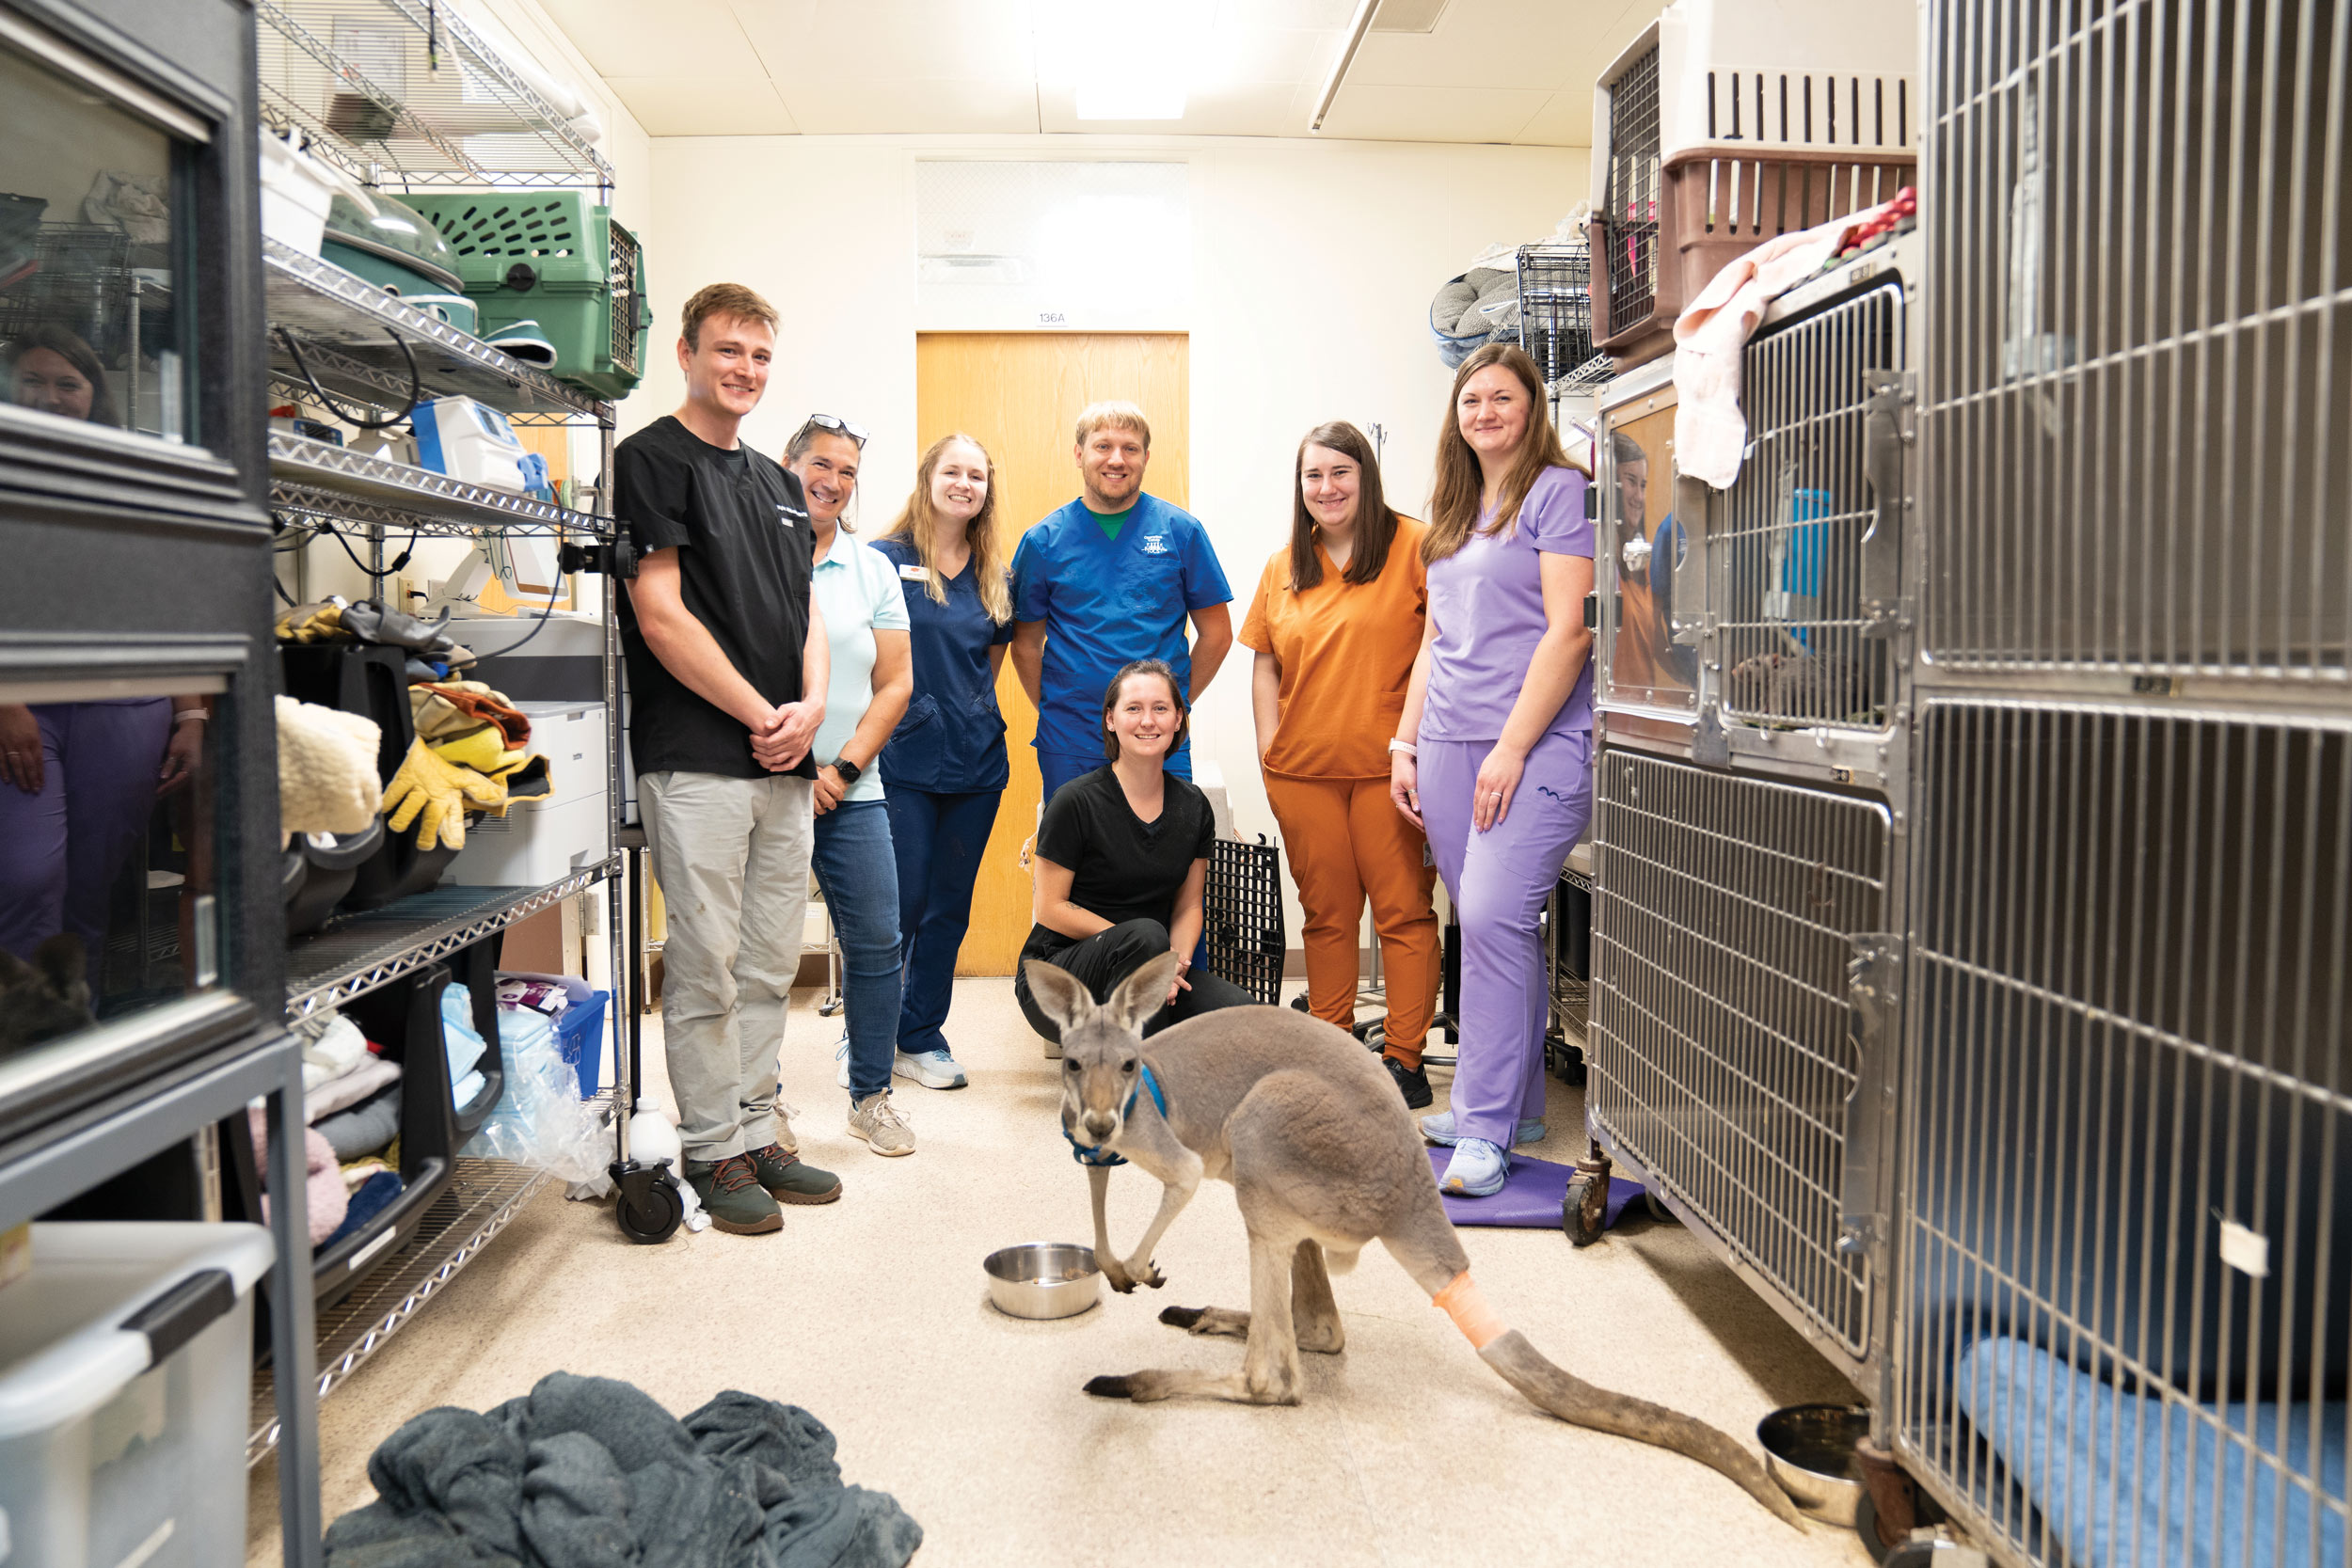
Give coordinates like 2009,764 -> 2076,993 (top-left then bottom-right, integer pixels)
787,416 -> 919,1157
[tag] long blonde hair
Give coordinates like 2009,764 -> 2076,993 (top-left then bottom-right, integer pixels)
880,432 -> 1011,622
1422,341 -> 1585,563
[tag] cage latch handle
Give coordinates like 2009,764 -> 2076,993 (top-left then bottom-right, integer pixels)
1859,369 -> 1912,638
1838,933 -> 1903,1258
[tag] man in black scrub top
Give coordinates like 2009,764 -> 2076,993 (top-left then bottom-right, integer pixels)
618,283 -> 843,1235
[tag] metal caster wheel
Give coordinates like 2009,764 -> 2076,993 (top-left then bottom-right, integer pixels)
817,996 -> 844,1018
1562,1173 -> 1607,1246
1289,993 -> 1311,1013
612,1161 -> 684,1244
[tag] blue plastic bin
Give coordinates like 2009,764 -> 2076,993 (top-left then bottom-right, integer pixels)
555,990 -> 610,1099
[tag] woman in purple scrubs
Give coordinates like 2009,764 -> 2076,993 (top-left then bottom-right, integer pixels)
1387,341 -> 1596,1197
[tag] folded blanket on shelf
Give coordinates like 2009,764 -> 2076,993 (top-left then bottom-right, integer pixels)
323,1371 -> 923,1568
248,1106 -> 349,1246
317,1083 -> 403,1162
301,1013 -> 373,1091
307,1055 -> 402,1123
320,1170 -> 404,1252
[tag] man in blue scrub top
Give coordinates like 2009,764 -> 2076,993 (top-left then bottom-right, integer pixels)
1009,400 -> 1232,803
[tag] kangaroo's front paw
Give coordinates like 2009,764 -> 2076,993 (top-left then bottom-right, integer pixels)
1127,1257 -> 1166,1290
1103,1258 -> 1139,1293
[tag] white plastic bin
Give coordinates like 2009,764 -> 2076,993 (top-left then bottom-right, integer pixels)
0,1222 -> 274,1568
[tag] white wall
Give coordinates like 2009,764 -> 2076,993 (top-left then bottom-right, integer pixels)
639,131 -> 1587,942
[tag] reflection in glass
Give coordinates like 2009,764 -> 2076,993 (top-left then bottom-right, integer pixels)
0,42 -> 187,443
1605,409 -> 1697,710
0,691 -> 215,1053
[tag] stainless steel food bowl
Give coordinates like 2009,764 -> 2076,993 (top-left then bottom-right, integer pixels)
1756,1403 -> 1870,1526
983,1243 -> 1102,1320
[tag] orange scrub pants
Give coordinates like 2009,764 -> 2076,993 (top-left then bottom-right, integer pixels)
1263,772 -> 1440,1067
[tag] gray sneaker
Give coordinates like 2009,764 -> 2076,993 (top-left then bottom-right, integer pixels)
848,1091 -> 915,1157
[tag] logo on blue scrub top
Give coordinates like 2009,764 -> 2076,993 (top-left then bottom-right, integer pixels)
1141,534 -> 1168,554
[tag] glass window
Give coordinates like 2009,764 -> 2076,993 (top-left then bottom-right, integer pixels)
0,680 -> 222,1056
0,41 -> 192,444
1603,405 -> 1698,711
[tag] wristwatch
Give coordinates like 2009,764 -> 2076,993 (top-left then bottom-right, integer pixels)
832,756 -> 863,784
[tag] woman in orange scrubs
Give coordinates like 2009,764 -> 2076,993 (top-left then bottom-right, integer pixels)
1239,421 -> 1442,1107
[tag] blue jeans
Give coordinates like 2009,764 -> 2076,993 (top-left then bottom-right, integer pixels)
808,799 -> 902,1101
1037,746 -> 1190,803
885,787 -> 1001,1057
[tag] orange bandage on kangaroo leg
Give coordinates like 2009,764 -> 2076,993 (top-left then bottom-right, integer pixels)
1432,1271 -> 1504,1351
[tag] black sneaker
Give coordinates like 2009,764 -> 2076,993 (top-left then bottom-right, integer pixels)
1383,1053 -> 1433,1109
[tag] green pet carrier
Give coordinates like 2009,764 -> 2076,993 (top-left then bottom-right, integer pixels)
404,191 -> 650,401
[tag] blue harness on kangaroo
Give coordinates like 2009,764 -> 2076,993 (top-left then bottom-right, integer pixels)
1065,1061 -> 1168,1167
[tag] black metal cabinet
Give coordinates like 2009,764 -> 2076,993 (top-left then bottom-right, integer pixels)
0,0 -> 279,1136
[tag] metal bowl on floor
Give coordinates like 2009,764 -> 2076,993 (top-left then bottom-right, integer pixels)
984,1243 -> 1101,1320
1757,1402 -> 1871,1526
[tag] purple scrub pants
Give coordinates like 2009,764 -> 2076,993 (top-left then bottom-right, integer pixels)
0,699 -> 172,984
1418,727 -> 1593,1149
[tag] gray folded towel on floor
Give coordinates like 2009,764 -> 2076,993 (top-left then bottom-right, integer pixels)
323,1371 -> 921,1568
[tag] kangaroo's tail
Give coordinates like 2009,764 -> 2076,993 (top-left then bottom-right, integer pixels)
1433,1273 -> 1806,1530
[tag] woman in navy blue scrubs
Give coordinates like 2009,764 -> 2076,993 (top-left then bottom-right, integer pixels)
873,434 -> 1014,1085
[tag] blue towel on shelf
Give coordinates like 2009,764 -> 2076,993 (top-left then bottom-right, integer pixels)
321,1171 -> 404,1252
1956,1336 -> 2347,1568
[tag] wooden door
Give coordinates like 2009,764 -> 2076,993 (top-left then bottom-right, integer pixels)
913,332 -> 1190,974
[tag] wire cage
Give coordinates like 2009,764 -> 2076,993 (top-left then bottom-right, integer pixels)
1714,275 -> 1907,731
1587,746 -> 1894,1366
1896,698 -> 2351,1568
1917,0 -> 2350,686
1203,836 -> 1285,1007
0,223 -> 135,365
1516,243 -> 1597,387
1597,41 -> 1663,356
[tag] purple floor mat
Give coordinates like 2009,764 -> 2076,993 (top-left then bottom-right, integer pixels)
1426,1148 -> 1645,1229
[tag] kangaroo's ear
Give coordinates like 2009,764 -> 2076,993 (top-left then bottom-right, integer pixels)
1105,951 -> 1182,1034
1024,958 -> 1094,1036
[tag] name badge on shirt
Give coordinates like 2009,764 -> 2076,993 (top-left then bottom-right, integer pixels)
898,563 -> 931,582
1141,533 -> 1169,554
775,502 -> 803,530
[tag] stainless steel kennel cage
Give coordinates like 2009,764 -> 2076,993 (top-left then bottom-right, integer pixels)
1581,237 -> 1920,1383
1890,2 -> 2352,1563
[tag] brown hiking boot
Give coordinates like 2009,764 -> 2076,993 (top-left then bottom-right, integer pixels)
747,1142 -> 841,1204
684,1154 -> 782,1234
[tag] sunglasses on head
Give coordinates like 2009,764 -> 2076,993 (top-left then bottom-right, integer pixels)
801,413 -> 868,448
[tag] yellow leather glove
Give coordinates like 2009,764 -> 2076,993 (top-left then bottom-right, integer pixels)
383,737 -> 507,850
428,726 -> 526,777
274,602 -> 347,644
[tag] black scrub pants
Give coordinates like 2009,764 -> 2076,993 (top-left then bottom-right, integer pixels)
1016,917 -> 1255,1043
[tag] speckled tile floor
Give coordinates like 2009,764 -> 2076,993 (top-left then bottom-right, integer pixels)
249,980 -> 1872,1567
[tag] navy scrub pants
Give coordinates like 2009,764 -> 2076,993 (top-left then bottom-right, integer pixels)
885,785 -> 1003,1057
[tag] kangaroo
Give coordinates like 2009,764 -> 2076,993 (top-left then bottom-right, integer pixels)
1026,952 -> 1804,1529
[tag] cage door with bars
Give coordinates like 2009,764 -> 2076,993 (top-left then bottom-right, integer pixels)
1714,270 -> 1909,733
1587,746 -> 1895,1370
1896,699 -> 2350,1568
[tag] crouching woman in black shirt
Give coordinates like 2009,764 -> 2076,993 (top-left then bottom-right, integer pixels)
1015,659 -> 1254,1047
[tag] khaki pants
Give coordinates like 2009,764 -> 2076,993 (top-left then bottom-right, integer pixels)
640,769 -> 814,1161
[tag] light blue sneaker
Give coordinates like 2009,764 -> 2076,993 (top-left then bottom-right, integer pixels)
894,1047 -> 967,1090
1420,1110 -> 1547,1148
1439,1137 -> 1509,1196
833,1034 -> 851,1089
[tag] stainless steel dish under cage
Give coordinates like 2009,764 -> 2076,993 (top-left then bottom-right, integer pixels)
1893,696 -> 2350,1568
1584,745 -> 1901,1379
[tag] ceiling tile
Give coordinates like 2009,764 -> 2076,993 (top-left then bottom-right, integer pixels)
781,77 -> 1041,135
1348,5 -> 1581,92
603,76 -> 800,136
538,0 -> 759,80
729,0 -> 1037,82
1513,90 -> 1589,147
1170,81 -> 1312,137
1311,83 -> 1552,143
